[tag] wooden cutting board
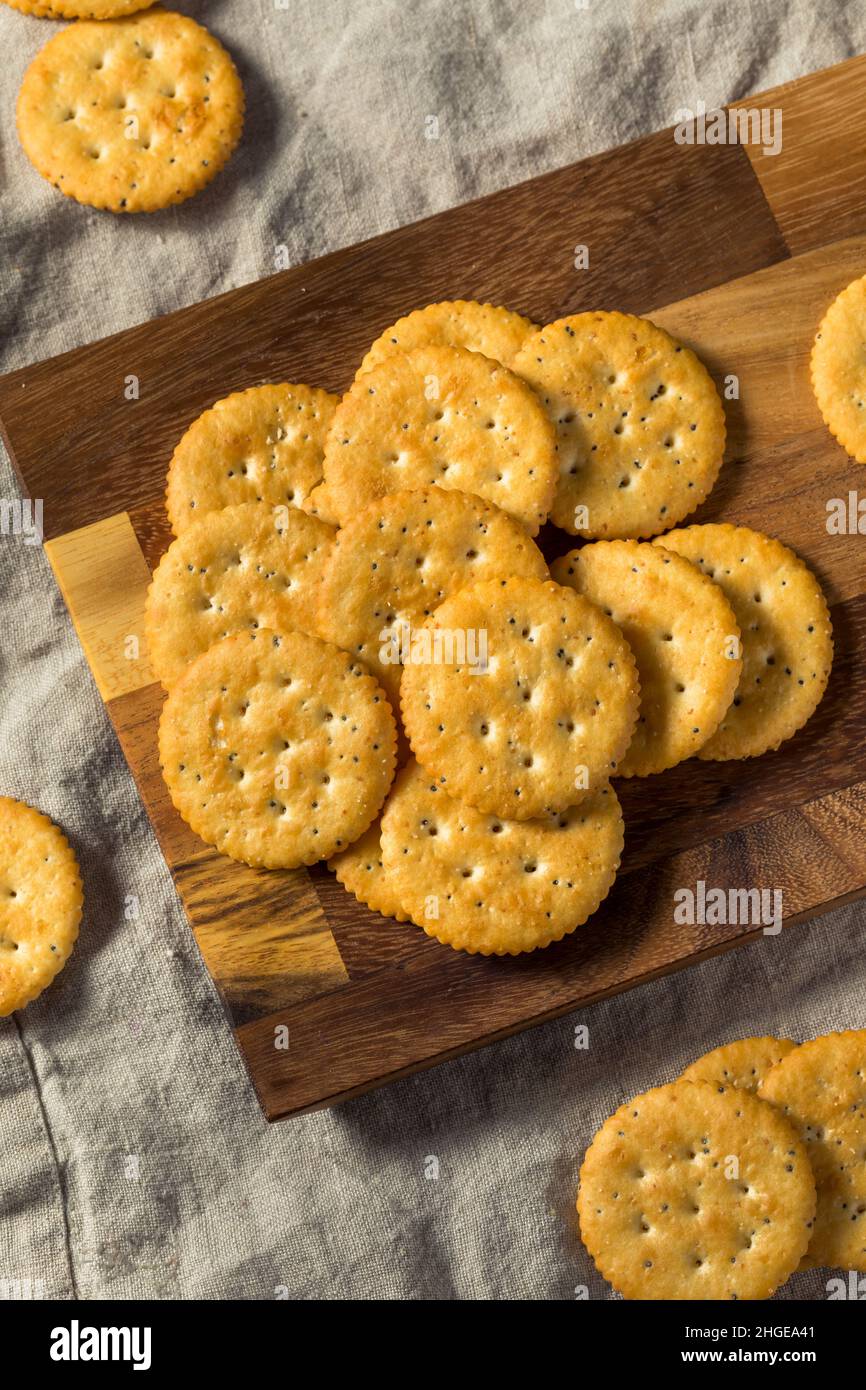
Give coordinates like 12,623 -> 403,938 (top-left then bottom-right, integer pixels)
3,56 -> 866,1120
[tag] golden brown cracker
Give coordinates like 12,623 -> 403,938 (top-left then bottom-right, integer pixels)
577,1081 -> 816,1300
317,487 -> 548,709
552,540 -> 741,776
321,344 -> 557,535
760,1030 -> 866,1272
159,628 -> 397,869
145,501 -> 335,688
512,311 -> 725,538
16,9 -> 244,212
300,480 -> 342,528
166,384 -> 338,535
0,798 -> 83,1017
811,273 -> 866,464
379,761 -> 622,953
5,0 -> 151,15
328,814 -> 409,923
682,1036 -> 797,1093
358,300 -> 537,376
654,525 -> 833,760
399,575 -> 640,820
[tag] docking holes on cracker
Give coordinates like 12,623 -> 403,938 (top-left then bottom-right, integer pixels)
0,797 -> 83,1017
16,10 -> 245,213
681,1036 -> 797,1093
552,539 -> 741,776
380,760 -> 623,954
145,501 -> 335,688
655,524 -> 833,760
357,300 -> 538,376
512,311 -> 725,540
400,575 -> 639,820
159,628 -> 397,869
317,486 -> 548,710
166,383 -> 338,535
321,344 -> 557,535
760,1030 -> 866,1273
577,1081 -> 816,1300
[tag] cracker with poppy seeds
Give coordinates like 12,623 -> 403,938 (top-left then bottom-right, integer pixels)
321,344 -> 557,535
16,10 -> 244,213
399,575 -> 639,820
760,1030 -> 866,1272
654,524 -> 833,760
379,761 -> 623,954
681,1036 -> 797,1094
512,311 -> 726,539
551,540 -> 741,776
145,502 -> 335,689
158,628 -> 397,869
577,1081 -> 816,1300
5,0 -> 151,16
811,273 -> 866,464
328,813 -> 409,922
357,300 -> 538,377
166,384 -> 338,535
0,798 -> 83,1018
317,487 -> 548,710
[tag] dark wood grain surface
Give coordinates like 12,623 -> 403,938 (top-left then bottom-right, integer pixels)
0,132 -> 785,540
237,784 -> 866,1118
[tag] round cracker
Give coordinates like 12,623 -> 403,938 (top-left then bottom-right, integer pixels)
4,0 -> 151,16
318,487 -> 548,710
16,10 -> 244,214
145,502 -> 335,689
760,1030 -> 866,1272
551,540 -> 741,776
380,761 -> 622,954
0,798 -> 83,1017
321,344 -> 557,535
811,274 -> 866,463
328,814 -> 409,923
577,1080 -> 816,1300
166,384 -> 338,535
512,311 -> 726,538
400,575 -> 639,820
159,628 -> 397,869
357,300 -> 538,377
682,1036 -> 798,1093
654,525 -> 833,760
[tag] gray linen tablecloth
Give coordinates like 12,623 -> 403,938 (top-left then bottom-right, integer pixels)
2,0 -> 865,1301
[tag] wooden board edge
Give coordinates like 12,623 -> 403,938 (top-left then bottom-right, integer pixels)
234,775 -> 866,1120
178,847 -> 351,1023
0,112 -> 788,540
241,879 -> 866,1122
0,112 -> 783,397
100,679 -> 352,1021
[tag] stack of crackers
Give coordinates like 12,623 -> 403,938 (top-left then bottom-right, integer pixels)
578,1029 -> 866,1298
142,298 -> 834,957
